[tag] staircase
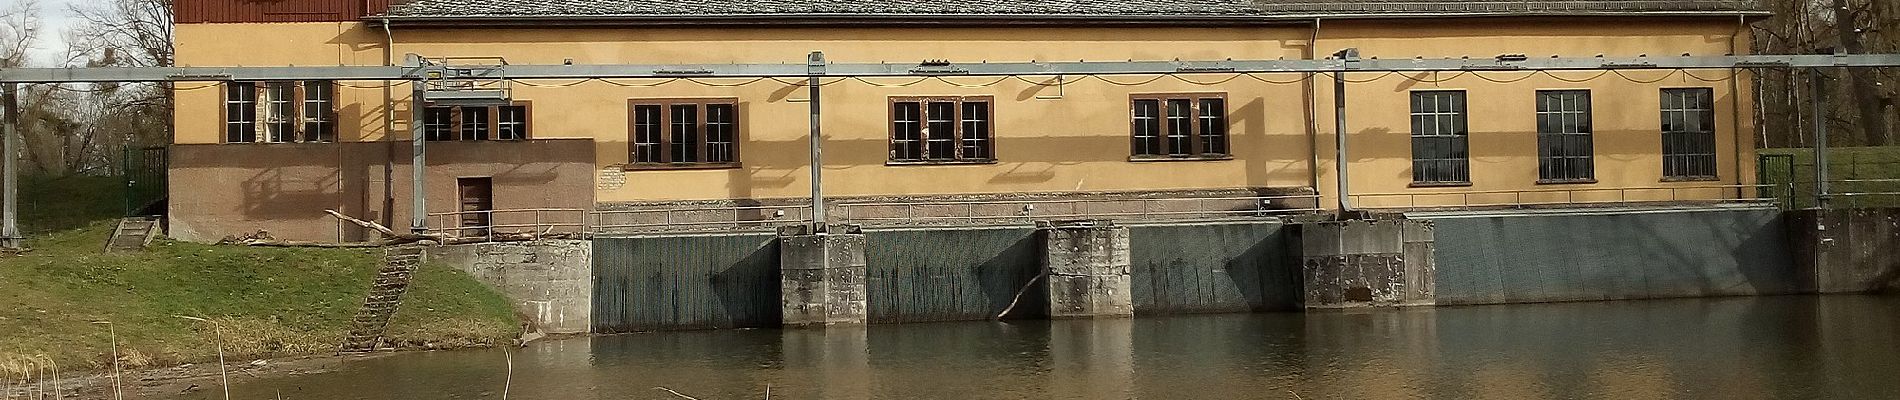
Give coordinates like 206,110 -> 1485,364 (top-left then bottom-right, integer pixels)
339,245 -> 425,353
104,217 -> 160,253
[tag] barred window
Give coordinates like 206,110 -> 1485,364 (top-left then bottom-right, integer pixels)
1662,88 -> 1718,180
261,82 -> 296,143
223,82 -> 257,143
301,81 -> 335,143
496,105 -> 529,141
222,81 -> 335,144
628,99 -> 740,168
1411,91 -> 1470,184
890,96 -> 993,163
1131,94 -> 1228,159
424,107 -> 455,141
1537,90 -> 1594,182
423,102 -> 532,142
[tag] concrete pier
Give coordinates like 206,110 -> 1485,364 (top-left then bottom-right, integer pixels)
779,225 -> 869,327
1298,217 -> 1436,309
1040,221 -> 1134,318
1790,208 -> 1900,293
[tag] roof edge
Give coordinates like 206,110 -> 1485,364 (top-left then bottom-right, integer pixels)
369,11 -> 1770,28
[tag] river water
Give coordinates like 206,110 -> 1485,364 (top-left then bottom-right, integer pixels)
208,295 -> 1898,399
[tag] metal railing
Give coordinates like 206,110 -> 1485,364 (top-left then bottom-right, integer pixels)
590,205 -> 815,232
425,208 -> 589,241
1822,178 -> 1900,208
1348,184 -> 1786,210
833,194 -> 1324,225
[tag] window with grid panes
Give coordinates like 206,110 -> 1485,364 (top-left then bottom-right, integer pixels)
1661,88 -> 1718,180
261,82 -> 296,143
224,82 -> 258,143
301,81 -> 335,142
422,103 -> 532,142
1536,90 -> 1595,182
627,99 -> 740,168
222,81 -> 336,143
1410,91 -> 1470,184
1131,94 -> 1228,159
890,96 -> 993,163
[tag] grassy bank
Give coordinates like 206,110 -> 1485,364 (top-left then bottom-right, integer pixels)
0,176 -> 520,374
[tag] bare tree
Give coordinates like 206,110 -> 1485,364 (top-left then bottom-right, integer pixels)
1756,0 -> 1898,148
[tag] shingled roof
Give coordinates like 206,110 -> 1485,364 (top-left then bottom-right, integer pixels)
379,0 -> 1764,22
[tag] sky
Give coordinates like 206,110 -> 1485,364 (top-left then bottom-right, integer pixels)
16,0 -> 80,66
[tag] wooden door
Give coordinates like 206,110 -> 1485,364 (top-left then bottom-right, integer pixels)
457,177 -> 493,237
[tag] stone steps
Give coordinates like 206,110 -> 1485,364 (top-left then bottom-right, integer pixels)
339,245 -> 425,353
104,217 -> 160,253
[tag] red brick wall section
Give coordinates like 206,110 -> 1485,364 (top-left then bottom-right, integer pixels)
176,0 -> 391,24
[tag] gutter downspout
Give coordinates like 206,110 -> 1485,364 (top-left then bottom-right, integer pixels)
382,18 -> 397,233
1731,14 -> 1747,200
1306,18 -> 1324,210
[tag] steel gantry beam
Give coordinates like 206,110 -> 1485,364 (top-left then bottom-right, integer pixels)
2,54 -> 1899,83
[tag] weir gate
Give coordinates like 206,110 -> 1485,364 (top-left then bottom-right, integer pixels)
470,206 -> 1854,334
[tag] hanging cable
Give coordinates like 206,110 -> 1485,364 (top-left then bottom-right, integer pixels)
1539,70 -> 1612,83
1240,73 -> 1311,85
682,77 -> 769,87
849,77 -> 933,88
1610,69 -> 1681,84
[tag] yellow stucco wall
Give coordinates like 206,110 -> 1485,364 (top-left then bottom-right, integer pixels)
172,18 -> 1756,209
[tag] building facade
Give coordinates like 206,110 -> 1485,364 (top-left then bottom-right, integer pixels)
168,0 -> 1765,243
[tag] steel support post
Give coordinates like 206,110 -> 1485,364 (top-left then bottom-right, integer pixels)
807,51 -> 827,232
1333,49 -> 1359,213
0,83 -> 20,249
410,80 -> 429,233
1811,70 -> 1830,209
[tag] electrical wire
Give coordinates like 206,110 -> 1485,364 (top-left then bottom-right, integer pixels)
931,76 -> 1014,89
1540,70 -> 1612,83
1682,69 -> 1737,82
597,78 -> 683,87
1167,74 -> 1246,85
850,76 -> 933,88
1610,69 -> 1681,84
1240,73 -> 1312,85
683,77 -> 769,87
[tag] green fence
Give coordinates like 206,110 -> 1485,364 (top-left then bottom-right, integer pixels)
121,145 -> 167,216
1759,147 -> 1900,209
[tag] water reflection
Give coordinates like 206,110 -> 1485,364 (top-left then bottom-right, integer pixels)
212,295 -> 1900,399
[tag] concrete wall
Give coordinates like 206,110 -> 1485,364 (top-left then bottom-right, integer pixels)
862,228 -> 1042,323
1425,208 -> 1802,305
1128,222 -> 1300,313
591,234 -> 781,332
167,139 -> 596,243
172,18 -> 1752,211
430,240 -> 594,335
1788,208 -> 1900,293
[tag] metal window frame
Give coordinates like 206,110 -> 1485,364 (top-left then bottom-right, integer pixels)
221,82 -> 257,143
1660,87 -> 1718,181
260,81 -> 297,143
1409,89 -> 1471,185
887,95 -> 995,165
1535,89 -> 1595,183
624,97 -> 742,170
1128,92 -> 1229,161
300,81 -> 338,143
494,101 -> 533,141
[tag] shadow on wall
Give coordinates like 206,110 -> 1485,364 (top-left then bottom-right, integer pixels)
711,240 -> 783,328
